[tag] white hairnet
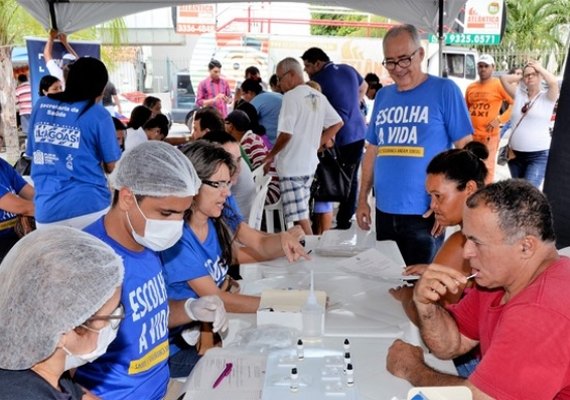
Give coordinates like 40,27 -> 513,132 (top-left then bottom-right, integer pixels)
0,227 -> 124,370
110,141 -> 201,197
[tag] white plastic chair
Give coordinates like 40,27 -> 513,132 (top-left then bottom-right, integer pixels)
264,198 -> 286,233
248,169 -> 271,230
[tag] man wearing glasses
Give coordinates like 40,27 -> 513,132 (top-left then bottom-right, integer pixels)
356,24 -> 473,266
465,54 -> 513,183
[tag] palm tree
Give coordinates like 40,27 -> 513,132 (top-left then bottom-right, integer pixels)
494,0 -> 570,70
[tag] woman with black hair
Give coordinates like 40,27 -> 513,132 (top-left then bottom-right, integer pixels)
26,57 -> 121,229
38,75 -> 62,97
389,141 -> 489,377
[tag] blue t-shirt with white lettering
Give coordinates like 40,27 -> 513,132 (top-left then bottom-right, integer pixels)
0,159 -> 27,237
312,62 -> 366,146
75,217 -> 170,400
366,76 -> 472,215
26,97 -> 121,223
161,220 -> 228,301
160,220 -> 229,356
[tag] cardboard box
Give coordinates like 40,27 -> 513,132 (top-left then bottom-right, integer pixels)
257,289 -> 327,331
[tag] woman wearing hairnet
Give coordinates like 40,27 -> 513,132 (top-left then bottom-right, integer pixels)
73,141 -> 228,400
26,57 -> 122,230
0,226 -> 124,399
160,140 -> 305,378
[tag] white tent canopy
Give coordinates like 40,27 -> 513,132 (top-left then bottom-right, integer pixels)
18,0 -> 467,35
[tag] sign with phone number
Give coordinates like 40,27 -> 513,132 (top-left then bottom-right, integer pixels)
428,34 -> 501,45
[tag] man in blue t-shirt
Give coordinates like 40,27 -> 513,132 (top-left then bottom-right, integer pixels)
301,47 -> 368,230
240,78 -> 283,146
356,24 -> 473,265
75,142 -> 227,400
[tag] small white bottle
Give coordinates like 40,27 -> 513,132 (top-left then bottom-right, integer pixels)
302,270 -> 324,338
297,339 -> 304,360
290,367 -> 299,392
343,352 -> 351,374
346,363 -> 354,387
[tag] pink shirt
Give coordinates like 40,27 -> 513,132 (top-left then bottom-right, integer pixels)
196,76 -> 231,117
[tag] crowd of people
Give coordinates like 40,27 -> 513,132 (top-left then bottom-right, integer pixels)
2,22 -> 568,399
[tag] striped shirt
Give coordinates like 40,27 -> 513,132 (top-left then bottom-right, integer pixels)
241,131 -> 280,205
15,82 -> 32,116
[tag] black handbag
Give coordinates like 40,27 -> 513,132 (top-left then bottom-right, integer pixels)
13,152 -> 31,176
311,145 -> 352,202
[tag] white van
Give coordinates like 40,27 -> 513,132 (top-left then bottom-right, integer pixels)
426,46 -> 478,94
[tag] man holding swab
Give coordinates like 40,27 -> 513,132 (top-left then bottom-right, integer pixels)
386,179 -> 570,399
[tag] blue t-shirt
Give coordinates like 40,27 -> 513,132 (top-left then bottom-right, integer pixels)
0,159 -> 27,237
366,76 -> 473,215
75,217 -> 170,400
26,97 -> 121,223
312,62 -> 366,146
251,91 -> 283,145
160,220 -> 229,356
161,220 -> 228,301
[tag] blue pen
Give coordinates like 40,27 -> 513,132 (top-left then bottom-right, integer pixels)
212,362 -> 233,389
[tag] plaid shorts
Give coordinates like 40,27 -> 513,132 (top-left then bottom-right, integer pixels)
279,175 -> 313,223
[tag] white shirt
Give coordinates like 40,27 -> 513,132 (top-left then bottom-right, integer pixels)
124,127 -> 147,152
46,60 -> 64,83
276,84 -> 342,177
231,158 -> 256,222
509,85 -> 556,152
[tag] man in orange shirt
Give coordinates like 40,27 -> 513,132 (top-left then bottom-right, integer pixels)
465,54 -> 513,182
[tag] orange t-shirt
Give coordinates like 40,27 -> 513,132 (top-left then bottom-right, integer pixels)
465,78 -> 513,139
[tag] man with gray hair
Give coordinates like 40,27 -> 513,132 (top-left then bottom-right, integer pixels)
386,179 -> 570,399
356,24 -> 472,265
264,57 -> 343,234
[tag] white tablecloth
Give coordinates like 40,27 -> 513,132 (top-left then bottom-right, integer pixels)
177,235 -> 456,400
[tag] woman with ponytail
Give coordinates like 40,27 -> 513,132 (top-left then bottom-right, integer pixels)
26,57 -> 121,229
390,141 -> 489,377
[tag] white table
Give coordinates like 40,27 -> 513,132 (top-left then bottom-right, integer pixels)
176,235 -> 456,400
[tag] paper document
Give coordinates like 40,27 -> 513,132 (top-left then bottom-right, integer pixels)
339,248 -> 406,281
181,348 -> 267,400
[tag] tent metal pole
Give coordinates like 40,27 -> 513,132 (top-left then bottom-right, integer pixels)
48,0 -> 58,31
438,0 -> 444,77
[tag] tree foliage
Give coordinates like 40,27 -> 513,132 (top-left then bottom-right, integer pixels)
479,0 -> 570,71
310,13 -> 390,38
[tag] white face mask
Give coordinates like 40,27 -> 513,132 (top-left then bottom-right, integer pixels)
63,323 -> 118,371
126,195 -> 184,251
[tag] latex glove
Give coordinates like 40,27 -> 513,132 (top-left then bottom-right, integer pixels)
185,295 -> 229,333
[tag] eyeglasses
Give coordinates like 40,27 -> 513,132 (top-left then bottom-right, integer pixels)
523,72 -> 537,79
276,70 -> 291,83
85,304 -> 125,330
382,48 -> 420,71
202,179 -> 232,190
